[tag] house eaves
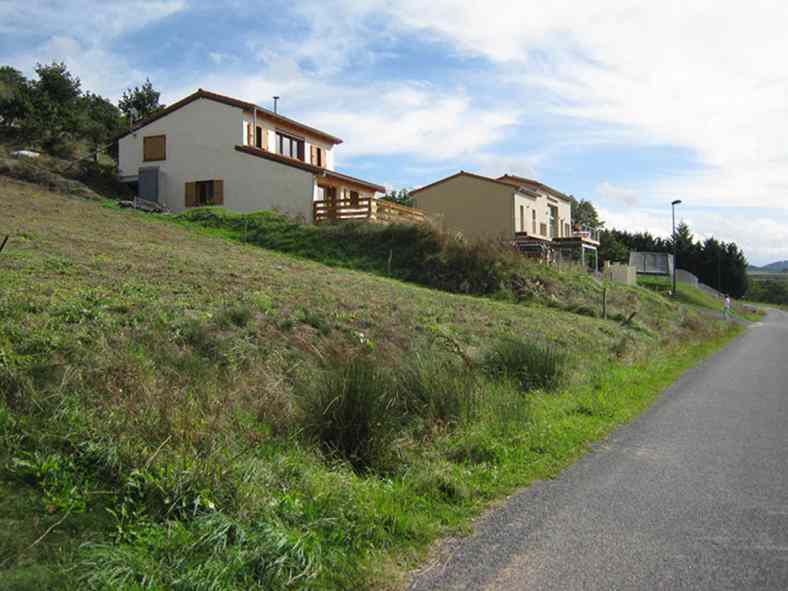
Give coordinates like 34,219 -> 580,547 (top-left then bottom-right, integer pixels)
116,89 -> 343,145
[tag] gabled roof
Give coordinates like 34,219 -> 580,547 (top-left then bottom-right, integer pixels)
410,171 -> 525,195
496,174 -> 574,203
117,89 -> 343,145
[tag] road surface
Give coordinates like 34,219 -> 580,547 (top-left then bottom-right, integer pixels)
410,309 -> 788,590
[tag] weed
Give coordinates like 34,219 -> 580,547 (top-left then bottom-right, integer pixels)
215,302 -> 254,328
396,355 -> 479,427
482,336 -> 567,393
299,357 -> 399,471
299,308 -> 331,336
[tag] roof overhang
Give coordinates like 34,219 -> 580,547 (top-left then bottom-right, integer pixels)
322,170 -> 385,193
497,174 -> 574,203
116,89 -> 343,145
410,170 -> 523,195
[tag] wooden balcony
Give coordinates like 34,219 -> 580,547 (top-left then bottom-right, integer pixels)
313,197 -> 427,225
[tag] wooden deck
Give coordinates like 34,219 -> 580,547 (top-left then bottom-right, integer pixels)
313,197 -> 426,225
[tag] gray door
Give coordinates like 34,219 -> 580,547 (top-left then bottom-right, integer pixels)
138,167 -> 160,202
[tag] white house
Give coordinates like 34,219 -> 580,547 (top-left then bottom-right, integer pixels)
116,89 -> 385,221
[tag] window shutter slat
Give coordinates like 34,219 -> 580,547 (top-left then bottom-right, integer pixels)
213,180 -> 224,205
185,182 -> 196,207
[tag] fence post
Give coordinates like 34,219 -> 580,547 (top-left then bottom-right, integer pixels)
602,285 -> 608,320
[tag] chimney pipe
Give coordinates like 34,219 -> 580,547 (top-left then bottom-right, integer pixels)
273,96 -> 280,114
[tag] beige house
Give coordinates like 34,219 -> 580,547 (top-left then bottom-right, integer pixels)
411,171 -> 600,268
411,171 -> 574,241
116,89 -> 385,221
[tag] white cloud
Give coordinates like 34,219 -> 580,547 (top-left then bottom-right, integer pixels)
597,182 -> 640,207
0,1 -> 186,41
361,0 -> 788,209
6,35 -> 145,100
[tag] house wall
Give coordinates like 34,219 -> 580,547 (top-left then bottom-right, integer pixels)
412,173 -> 575,242
515,188 -> 572,240
241,112 -> 335,171
413,175 -> 515,241
118,98 -> 316,219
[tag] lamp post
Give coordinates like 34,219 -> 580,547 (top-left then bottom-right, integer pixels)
671,199 -> 682,296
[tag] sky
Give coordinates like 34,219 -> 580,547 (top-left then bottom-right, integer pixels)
2,0 -> 788,265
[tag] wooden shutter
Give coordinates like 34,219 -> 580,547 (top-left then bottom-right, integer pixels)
246,123 -> 253,146
310,145 -> 318,165
185,182 -> 196,207
143,135 -> 166,161
212,180 -> 224,205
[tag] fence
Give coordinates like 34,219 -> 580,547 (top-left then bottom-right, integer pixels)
313,197 -> 426,225
629,251 -> 674,276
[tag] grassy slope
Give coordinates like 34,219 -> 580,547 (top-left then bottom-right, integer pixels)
0,179 -> 740,590
637,274 -> 762,321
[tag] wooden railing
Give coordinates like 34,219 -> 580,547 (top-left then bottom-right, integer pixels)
313,198 -> 426,225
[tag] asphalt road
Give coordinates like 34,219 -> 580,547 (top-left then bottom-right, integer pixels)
410,309 -> 788,591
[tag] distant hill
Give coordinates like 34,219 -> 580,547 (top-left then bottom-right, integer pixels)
750,260 -> 788,273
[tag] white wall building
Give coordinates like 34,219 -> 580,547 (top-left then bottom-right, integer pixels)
116,89 -> 384,221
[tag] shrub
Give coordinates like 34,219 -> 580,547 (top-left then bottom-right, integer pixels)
483,337 -> 566,393
299,357 -> 399,471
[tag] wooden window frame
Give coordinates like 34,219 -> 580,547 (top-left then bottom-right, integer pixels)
276,130 -> 305,161
311,145 -> 324,167
185,179 -> 224,208
255,126 -> 263,149
520,205 -> 525,232
532,209 -> 537,234
143,134 -> 166,162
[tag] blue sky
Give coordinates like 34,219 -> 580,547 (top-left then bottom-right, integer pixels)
3,0 -> 788,264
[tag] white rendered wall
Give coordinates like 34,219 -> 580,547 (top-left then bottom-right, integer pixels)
118,98 -> 316,219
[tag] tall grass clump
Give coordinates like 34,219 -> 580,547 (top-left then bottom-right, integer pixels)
299,357 -> 400,471
396,355 -> 480,427
483,337 -> 567,393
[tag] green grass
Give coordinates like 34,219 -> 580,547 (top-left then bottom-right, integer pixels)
170,207 -> 679,330
637,274 -> 763,321
0,179 -> 740,590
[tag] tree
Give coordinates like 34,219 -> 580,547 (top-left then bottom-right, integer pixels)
381,188 -> 414,207
119,78 -> 163,123
598,230 -> 630,264
78,92 -> 124,159
24,62 -> 83,147
569,196 -> 603,229
0,66 -> 30,127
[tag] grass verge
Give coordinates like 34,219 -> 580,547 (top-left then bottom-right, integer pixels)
0,180 -> 740,590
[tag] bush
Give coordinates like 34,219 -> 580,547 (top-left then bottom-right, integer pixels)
482,337 -> 566,393
299,357 -> 399,471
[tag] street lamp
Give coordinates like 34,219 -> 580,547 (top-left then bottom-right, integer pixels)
671,199 -> 682,296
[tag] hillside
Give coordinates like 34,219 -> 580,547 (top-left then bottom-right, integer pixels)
0,178 -> 739,590
750,260 -> 788,273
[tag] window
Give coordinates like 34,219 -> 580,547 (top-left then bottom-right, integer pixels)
255,126 -> 263,149
532,209 -> 537,234
185,180 -> 224,207
143,135 -> 166,161
520,205 -> 525,232
350,190 -> 360,207
276,131 -> 305,161
310,145 -> 324,167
